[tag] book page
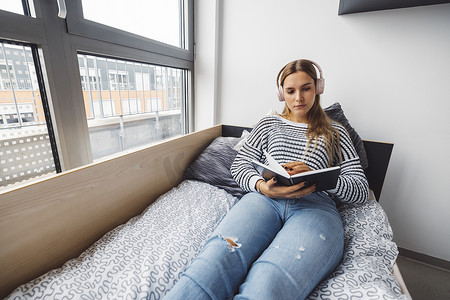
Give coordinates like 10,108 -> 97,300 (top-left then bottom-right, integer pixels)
263,151 -> 290,177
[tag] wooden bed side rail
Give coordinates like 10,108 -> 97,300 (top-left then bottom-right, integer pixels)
0,125 -> 222,298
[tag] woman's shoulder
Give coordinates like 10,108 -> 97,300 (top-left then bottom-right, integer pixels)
242,115 -> 282,144
331,121 -> 355,144
331,121 -> 348,134
261,114 -> 283,122
254,114 -> 284,128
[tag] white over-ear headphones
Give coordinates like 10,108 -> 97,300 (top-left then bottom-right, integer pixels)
277,59 -> 325,102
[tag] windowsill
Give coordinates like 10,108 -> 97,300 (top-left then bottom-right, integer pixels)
87,109 -> 181,128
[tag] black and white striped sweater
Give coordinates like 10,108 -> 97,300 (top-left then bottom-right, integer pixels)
230,115 -> 369,204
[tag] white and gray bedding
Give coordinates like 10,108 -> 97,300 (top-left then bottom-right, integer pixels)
7,180 -> 406,299
309,198 -> 405,299
7,181 -> 237,299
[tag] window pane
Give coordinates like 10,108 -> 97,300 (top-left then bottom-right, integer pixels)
77,54 -> 186,160
81,0 -> 183,48
0,42 -> 56,189
0,1 -> 24,15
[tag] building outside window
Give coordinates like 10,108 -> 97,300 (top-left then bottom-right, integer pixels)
0,42 -> 57,188
109,72 -> 128,91
78,54 -> 185,160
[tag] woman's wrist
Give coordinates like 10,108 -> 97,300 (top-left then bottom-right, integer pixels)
255,179 -> 264,194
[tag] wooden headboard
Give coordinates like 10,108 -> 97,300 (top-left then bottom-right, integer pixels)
222,125 -> 394,201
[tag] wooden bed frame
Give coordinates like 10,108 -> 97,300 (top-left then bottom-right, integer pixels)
0,124 -> 395,298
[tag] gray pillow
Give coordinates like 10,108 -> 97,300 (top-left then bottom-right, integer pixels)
184,136 -> 246,198
324,102 -> 369,169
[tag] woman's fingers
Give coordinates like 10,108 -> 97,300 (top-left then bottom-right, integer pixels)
262,178 -> 315,199
283,161 -> 312,175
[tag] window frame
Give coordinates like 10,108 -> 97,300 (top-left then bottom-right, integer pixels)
0,0 -> 194,177
65,0 -> 194,64
0,10 -> 44,44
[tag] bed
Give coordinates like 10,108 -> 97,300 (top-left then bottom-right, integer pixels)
0,104 -> 412,299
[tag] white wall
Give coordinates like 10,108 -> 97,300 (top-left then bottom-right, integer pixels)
195,0 -> 450,261
194,0 -> 221,130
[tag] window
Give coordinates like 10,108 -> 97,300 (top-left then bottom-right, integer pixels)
65,0 -> 193,61
78,54 -> 186,160
0,1 -> 26,15
0,0 -> 193,191
93,99 -> 115,117
0,41 -> 58,188
0,64 -> 16,90
81,0 -> 182,48
109,71 -> 129,91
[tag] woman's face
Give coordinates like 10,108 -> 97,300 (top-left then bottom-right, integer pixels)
282,71 -> 316,123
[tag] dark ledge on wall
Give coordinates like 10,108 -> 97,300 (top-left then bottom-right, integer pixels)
338,0 -> 450,15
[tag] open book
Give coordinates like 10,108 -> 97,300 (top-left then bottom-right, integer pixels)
252,151 -> 340,192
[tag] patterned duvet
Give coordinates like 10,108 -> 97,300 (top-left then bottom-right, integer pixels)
6,180 -> 407,299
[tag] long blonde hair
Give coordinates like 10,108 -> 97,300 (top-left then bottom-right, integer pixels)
277,59 -> 341,166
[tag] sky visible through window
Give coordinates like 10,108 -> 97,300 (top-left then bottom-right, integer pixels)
81,0 -> 181,47
0,1 -> 24,15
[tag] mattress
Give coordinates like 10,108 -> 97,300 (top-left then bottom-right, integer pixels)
6,180 -> 407,299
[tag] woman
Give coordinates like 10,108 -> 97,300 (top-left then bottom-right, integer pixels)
165,59 -> 369,300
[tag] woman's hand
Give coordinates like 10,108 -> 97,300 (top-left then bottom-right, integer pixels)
282,161 -> 312,176
258,178 -> 316,199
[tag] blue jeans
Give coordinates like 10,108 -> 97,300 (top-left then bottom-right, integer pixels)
165,192 -> 344,300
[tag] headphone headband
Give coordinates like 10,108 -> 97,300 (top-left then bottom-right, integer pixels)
277,59 -> 325,101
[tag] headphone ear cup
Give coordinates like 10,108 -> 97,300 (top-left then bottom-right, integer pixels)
315,78 -> 325,95
277,86 -> 285,101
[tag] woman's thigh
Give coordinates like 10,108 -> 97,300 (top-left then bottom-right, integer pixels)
213,192 -> 283,249
200,192 -> 284,275
168,192 -> 283,299
236,206 -> 344,300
